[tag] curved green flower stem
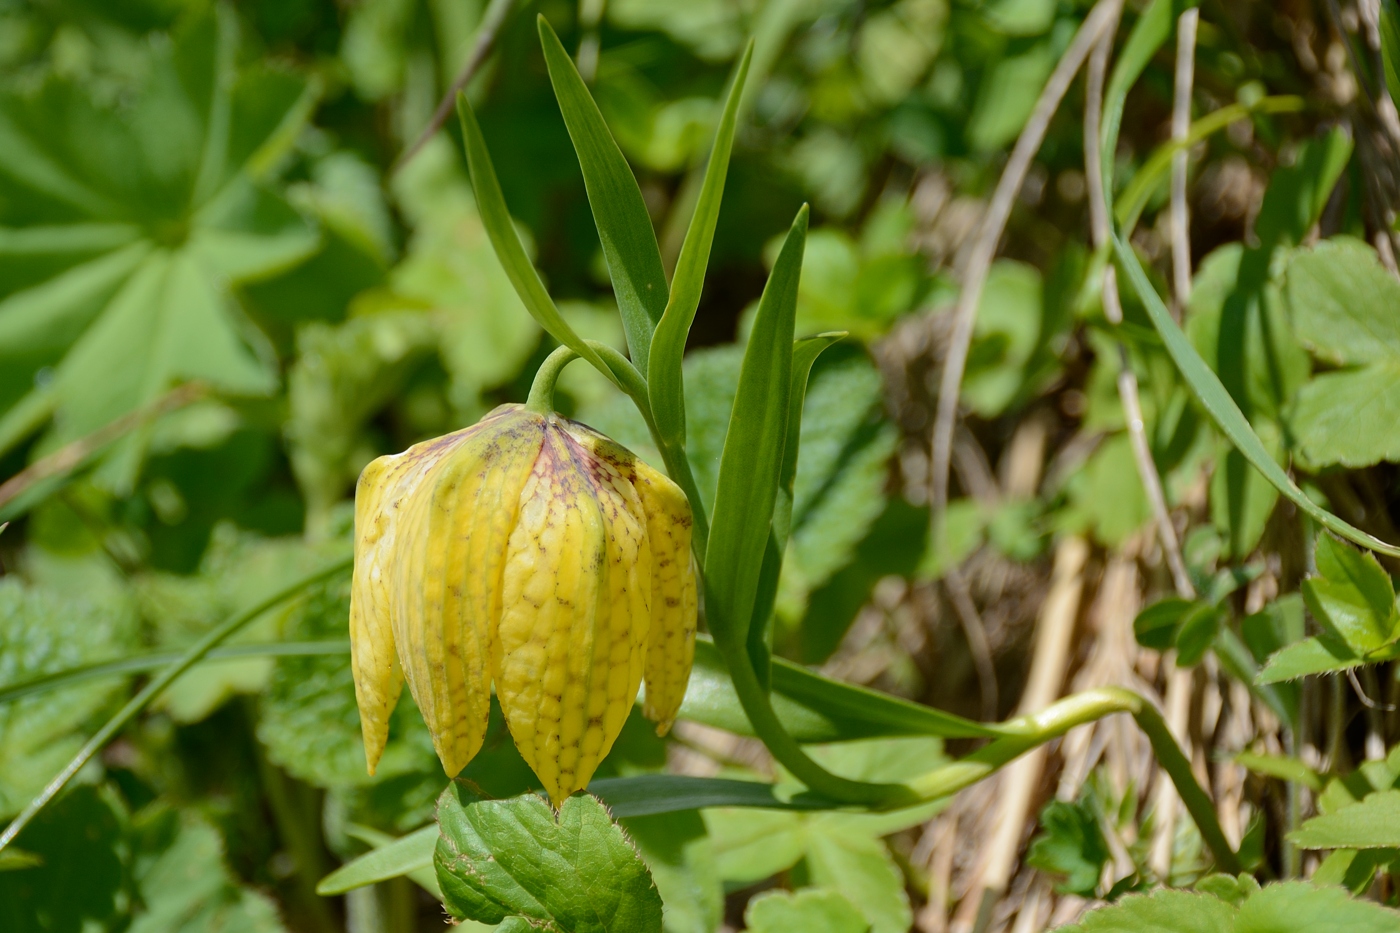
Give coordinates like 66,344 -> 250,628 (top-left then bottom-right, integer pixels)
526,345 -> 580,414
540,340 -> 711,557
907,687 -> 1241,874
0,553 -> 353,855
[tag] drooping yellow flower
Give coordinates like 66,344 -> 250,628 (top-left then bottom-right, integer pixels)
348,404 -> 696,804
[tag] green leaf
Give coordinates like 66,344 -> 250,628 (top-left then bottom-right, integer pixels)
0,579 -> 136,817
648,41 -> 752,449
804,831 -> 911,933
1286,238 -> 1400,366
1291,789 -> 1400,850
1111,230 -> 1400,558
705,205 -> 807,645
1383,0 -> 1400,104
1292,366 -> 1400,470
592,775 -> 840,815
1177,602 -> 1225,667
620,811 -> 722,933
455,93 -> 613,384
0,785 -> 127,931
756,332 -> 851,675
1027,799 -> 1111,897
705,737 -> 945,930
1313,847 -> 1400,895
748,333 -> 846,684
538,16 -> 668,373
135,527 -> 343,723
1285,238 -> 1400,468
1064,880 -> 1400,932
434,783 -> 664,932
317,826 -> 438,896
745,889 -> 870,933
0,9 -> 318,483
1209,420 -> 1282,560
1232,751 -> 1323,792
1135,598 -> 1195,651
255,578 -> 437,788
127,808 -> 287,933
1257,635 -> 1366,684
1236,880 -> 1400,932
1060,888 -> 1236,933
1254,131 -> 1353,251
1302,534 -> 1398,655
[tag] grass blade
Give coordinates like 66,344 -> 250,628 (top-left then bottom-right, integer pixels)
1112,234 -> 1400,557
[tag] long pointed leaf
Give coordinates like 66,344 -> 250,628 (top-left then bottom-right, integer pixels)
1098,0 -> 1400,559
705,206 -> 807,646
747,333 -> 846,686
648,41 -> 754,448
538,16 -> 668,373
455,93 -> 612,382
1112,235 -> 1400,557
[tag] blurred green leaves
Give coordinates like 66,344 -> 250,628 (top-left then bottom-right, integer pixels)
0,7 -> 318,488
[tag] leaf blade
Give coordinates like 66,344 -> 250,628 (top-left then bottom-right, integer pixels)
538,16 -> 668,372
704,206 -> 807,644
1111,231 -> 1400,558
648,41 -> 754,448
455,93 -> 613,382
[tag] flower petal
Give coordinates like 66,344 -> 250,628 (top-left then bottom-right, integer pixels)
564,422 -> 697,735
391,411 -> 541,776
495,422 -> 650,804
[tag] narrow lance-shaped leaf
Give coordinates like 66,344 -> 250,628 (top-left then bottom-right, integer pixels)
538,15 -> 668,373
705,206 -> 808,648
455,93 -> 614,384
649,41 -> 754,449
1112,232 -> 1400,558
747,332 -> 846,687
1099,0 -> 1400,559
1099,0 -> 1197,201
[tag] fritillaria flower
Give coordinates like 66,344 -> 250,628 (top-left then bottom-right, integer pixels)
349,404 -> 696,804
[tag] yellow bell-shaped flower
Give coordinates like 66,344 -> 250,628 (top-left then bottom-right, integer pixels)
349,404 -> 696,804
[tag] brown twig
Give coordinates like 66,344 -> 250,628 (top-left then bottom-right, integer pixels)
952,537 -> 1089,933
1170,8 -> 1199,313
0,382 -> 206,513
929,0 -> 1120,519
945,568 -> 999,722
392,0 -> 518,175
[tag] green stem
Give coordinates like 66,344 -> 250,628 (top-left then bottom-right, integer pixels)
526,345 -> 579,414
902,687 -> 1241,874
0,553 -> 353,854
583,341 -> 711,557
